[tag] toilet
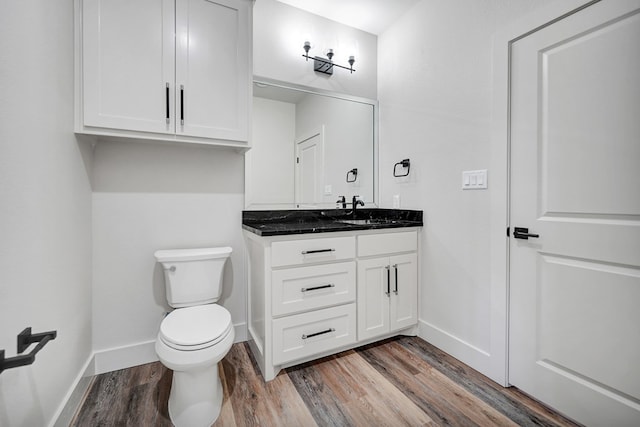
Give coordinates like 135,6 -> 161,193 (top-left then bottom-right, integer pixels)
154,247 -> 234,427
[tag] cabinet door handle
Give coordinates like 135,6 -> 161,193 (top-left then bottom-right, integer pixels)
165,83 -> 170,124
180,85 -> 184,125
301,284 -> 335,293
393,264 -> 398,295
301,248 -> 335,255
385,265 -> 390,297
302,328 -> 335,340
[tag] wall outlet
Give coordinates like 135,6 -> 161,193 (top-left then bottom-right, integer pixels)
462,170 -> 488,190
324,185 -> 332,195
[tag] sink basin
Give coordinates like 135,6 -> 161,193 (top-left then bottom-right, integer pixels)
338,219 -> 398,225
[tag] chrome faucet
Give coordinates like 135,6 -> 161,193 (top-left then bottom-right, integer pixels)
351,195 -> 364,218
336,196 -> 347,209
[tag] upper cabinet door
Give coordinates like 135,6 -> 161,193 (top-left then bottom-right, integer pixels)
175,0 -> 250,141
82,0 -> 175,134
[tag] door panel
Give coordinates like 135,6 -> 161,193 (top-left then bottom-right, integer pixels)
509,1 -> 640,425
538,254 -> 640,398
295,129 -> 324,208
82,0 -> 174,133
176,0 -> 249,140
541,11 -> 640,216
357,258 -> 390,341
389,253 -> 418,332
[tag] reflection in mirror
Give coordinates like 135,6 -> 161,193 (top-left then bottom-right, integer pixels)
246,79 -> 377,209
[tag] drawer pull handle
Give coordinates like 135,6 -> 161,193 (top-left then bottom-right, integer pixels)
301,284 -> 335,293
302,328 -> 335,340
301,248 -> 336,255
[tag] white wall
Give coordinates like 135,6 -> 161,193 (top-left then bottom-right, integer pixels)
91,139 -> 246,372
378,0 -> 554,381
254,0 -> 377,99
0,1 -> 93,425
247,97 -> 296,206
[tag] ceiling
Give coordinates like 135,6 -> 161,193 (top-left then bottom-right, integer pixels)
275,0 -> 421,35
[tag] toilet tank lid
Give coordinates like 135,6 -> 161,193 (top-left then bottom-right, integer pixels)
154,247 -> 232,262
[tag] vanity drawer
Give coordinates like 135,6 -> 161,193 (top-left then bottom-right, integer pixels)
272,303 -> 356,365
272,262 -> 356,317
271,236 -> 355,268
357,231 -> 417,257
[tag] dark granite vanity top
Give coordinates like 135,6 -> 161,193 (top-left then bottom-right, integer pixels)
242,209 -> 423,236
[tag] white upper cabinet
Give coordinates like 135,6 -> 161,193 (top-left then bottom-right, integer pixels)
76,0 -> 251,147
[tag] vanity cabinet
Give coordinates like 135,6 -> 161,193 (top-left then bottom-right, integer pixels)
245,228 -> 419,381
75,0 -> 251,147
357,232 -> 418,340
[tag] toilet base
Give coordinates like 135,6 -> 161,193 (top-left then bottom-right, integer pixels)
168,363 -> 223,427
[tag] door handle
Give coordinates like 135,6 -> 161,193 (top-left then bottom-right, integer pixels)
180,85 -> 184,125
385,265 -> 390,297
165,82 -> 170,124
393,264 -> 398,295
513,227 -> 539,240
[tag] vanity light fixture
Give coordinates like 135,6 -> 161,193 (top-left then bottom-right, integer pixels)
303,41 -> 355,75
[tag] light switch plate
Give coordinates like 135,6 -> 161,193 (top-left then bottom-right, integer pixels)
462,170 -> 488,190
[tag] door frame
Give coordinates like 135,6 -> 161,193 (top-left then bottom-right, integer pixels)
295,126 -> 325,208
489,0 -> 600,386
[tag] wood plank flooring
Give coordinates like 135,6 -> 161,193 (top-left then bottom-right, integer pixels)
71,337 -> 581,427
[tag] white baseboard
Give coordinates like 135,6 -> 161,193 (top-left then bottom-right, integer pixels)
418,319 -> 492,377
93,340 -> 158,375
93,322 -> 247,375
51,354 -> 95,427
233,321 -> 247,343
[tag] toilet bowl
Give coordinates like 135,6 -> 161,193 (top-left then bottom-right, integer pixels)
156,305 -> 234,427
154,247 -> 233,427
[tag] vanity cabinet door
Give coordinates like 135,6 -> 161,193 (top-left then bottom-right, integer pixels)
389,253 -> 418,332
357,257 -> 391,341
81,0 -> 175,134
357,251 -> 418,341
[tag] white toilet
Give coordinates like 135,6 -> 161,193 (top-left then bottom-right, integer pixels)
154,247 -> 234,427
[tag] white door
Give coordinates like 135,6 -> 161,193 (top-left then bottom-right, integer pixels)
509,1 -> 640,425
82,0 -> 175,134
175,0 -> 249,141
295,129 -> 324,208
357,257 -> 390,341
389,253 -> 418,332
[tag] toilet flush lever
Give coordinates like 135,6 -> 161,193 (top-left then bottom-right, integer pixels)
166,266 -> 176,272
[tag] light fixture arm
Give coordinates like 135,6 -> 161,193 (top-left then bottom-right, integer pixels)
302,41 -> 356,74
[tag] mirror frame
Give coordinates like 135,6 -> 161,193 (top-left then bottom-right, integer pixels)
245,76 -> 379,210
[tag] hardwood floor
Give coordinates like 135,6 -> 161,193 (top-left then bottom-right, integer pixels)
71,337 -> 580,427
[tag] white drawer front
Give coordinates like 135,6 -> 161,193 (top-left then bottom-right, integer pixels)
272,262 -> 356,317
272,304 -> 356,365
357,231 -> 418,257
271,236 -> 355,267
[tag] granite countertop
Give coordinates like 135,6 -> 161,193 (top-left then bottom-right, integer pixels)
242,208 -> 423,236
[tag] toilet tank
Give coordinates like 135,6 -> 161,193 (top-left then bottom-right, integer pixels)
154,247 -> 232,308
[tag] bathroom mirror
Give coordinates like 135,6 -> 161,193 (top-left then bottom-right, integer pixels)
245,77 -> 378,209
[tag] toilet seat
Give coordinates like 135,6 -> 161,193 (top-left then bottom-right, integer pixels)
160,305 -> 232,351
